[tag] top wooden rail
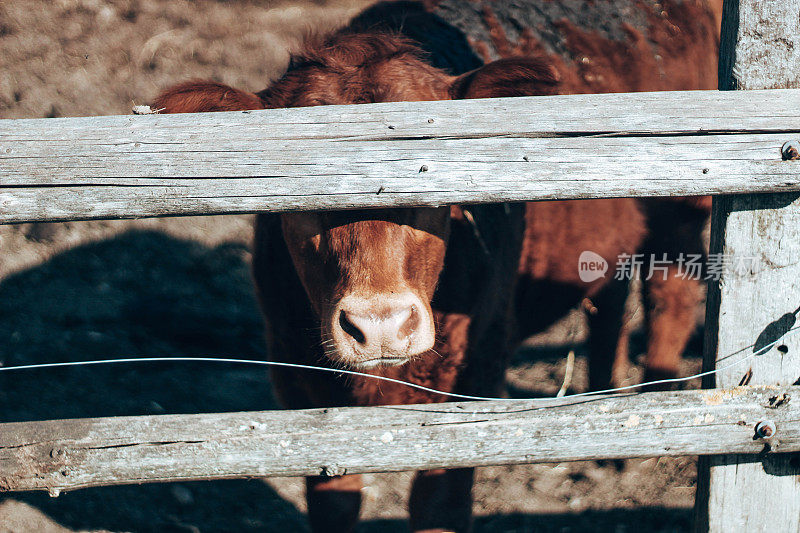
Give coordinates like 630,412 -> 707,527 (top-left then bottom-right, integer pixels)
1,89 -> 800,224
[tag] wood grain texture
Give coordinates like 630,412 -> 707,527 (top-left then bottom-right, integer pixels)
697,1 -> 800,531
1,89 -> 800,223
719,0 -> 800,90
0,386 -> 797,495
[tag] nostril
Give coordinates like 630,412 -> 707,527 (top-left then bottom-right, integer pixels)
398,306 -> 420,339
339,311 -> 366,345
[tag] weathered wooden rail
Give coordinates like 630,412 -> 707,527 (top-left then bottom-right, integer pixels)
1,89 -> 799,224
1,0 -> 799,531
1,386 -> 797,494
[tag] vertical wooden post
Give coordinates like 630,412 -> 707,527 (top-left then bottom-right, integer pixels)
696,1 -> 800,531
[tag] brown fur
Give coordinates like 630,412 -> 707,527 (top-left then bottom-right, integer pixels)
518,199 -> 646,296
152,3 -> 717,523
258,33 -> 452,107
153,32 -> 536,532
449,56 -> 559,98
153,81 -> 264,113
358,0 -> 718,388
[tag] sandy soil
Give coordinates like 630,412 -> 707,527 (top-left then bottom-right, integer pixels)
1,1 -> 704,531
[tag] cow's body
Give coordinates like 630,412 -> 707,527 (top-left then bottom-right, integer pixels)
351,0 -> 721,92
350,0 -> 719,387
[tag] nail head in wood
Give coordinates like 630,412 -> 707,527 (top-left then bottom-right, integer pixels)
755,420 -> 776,439
781,141 -> 799,161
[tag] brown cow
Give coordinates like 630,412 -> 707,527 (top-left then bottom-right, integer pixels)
153,32 -> 559,533
153,0 -> 721,524
348,0 -> 720,388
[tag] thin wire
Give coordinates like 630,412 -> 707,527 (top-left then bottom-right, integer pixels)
0,326 -> 793,402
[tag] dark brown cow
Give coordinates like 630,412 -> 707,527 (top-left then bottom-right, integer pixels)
154,32 -> 559,533
349,0 -> 720,388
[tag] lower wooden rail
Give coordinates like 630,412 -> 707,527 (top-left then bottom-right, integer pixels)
1,386 -> 798,494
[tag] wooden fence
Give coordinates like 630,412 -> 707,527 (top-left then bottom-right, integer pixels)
2,88 -> 799,224
0,386 -> 798,496
1,0 -> 799,531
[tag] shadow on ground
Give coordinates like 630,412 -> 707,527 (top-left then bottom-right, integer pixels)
9,489 -> 694,533
0,230 -> 275,423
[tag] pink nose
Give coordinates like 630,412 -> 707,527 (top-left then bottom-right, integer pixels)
339,304 -> 419,353
331,292 -> 434,366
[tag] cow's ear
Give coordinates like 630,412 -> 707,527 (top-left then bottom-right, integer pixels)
449,57 -> 559,99
152,81 -> 265,114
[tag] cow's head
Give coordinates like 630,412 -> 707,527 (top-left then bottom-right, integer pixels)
154,32 -> 557,369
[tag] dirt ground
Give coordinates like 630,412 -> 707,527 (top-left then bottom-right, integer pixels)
1,1 -> 705,531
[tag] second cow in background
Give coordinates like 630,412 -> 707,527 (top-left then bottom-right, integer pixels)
349,0 -> 719,389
